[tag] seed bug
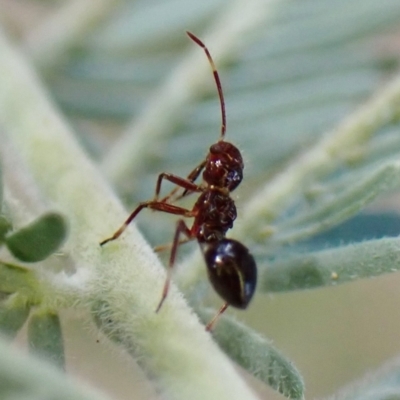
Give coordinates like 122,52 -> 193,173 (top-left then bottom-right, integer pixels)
100,31 -> 257,331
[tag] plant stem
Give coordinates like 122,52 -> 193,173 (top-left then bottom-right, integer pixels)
0,27 -> 260,400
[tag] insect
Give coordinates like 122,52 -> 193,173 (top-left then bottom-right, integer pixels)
100,31 -> 257,331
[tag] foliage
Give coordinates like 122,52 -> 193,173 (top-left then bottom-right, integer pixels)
1,0 -> 400,399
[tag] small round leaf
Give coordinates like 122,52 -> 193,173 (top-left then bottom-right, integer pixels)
6,213 -> 67,262
0,300 -> 30,338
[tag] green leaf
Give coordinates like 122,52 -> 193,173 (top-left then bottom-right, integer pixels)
0,335 -> 111,400
28,310 -> 65,370
6,212 -> 68,262
274,161 -> 400,244
0,214 -> 12,243
0,261 -> 40,299
261,237 -> 400,293
0,297 -> 30,338
198,308 -> 305,399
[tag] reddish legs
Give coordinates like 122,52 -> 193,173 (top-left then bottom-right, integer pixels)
153,238 -> 192,253
205,303 -> 229,331
100,173 -> 202,246
154,172 -> 203,202
100,32 -> 257,332
156,220 -> 233,327
155,220 -> 193,312
99,202 -> 194,246
159,160 -> 207,203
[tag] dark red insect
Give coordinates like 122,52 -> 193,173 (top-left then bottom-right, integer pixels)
100,31 -> 257,331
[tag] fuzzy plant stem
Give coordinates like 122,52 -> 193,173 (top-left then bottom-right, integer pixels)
0,28 -> 260,400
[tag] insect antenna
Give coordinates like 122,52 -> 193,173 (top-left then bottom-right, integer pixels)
186,31 -> 227,140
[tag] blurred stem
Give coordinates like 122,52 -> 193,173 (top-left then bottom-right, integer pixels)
0,335 -> 111,400
23,0 -> 120,69
101,0 -> 281,189
0,26 -> 259,400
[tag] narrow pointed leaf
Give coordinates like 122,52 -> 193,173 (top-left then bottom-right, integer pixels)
28,310 -> 65,370
274,161 -> 400,244
198,308 -> 304,399
261,237 -> 400,293
6,212 -> 67,262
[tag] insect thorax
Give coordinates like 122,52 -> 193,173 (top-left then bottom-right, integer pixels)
193,190 -> 237,242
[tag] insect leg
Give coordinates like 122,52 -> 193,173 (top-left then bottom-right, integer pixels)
153,238 -> 192,253
100,202 -> 193,246
155,219 -> 193,312
205,302 -> 229,332
161,159 -> 207,203
154,169 -> 204,202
